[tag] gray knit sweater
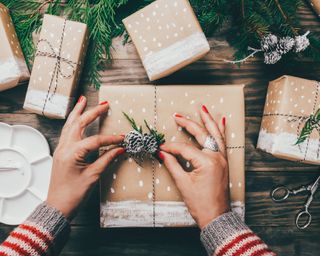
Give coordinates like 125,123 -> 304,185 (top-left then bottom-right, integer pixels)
0,203 -> 275,255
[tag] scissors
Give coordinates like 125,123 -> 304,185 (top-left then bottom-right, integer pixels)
271,175 -> 320,230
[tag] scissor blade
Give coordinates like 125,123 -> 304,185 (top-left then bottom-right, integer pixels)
310,175 -> 320,194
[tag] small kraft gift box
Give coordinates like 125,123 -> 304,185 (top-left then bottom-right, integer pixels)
99,85 -> 245,227
0,3 -> 29,92
24,14 -> 88,119
122,0 -> 210,81
257,75 -> 320,165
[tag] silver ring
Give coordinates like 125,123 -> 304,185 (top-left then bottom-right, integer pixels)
203,136 -> 219,152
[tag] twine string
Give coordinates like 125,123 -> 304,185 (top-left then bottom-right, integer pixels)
35,19 -> 78,116
152,84 -> 157,227
262,82 -> 320,161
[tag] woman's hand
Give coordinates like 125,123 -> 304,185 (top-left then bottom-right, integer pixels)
159,105 -> 230,229
46,96 -> 125,219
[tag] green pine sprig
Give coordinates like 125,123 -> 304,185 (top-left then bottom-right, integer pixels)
295,108 -> 320,145
144,119 -> 165,146
123,111 -> 142,134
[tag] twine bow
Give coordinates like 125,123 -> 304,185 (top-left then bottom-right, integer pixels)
35,19 -> 78,116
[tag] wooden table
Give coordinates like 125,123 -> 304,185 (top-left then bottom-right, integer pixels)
1,5 -> 320,256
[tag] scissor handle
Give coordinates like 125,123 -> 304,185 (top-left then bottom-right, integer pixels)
295,210 -> 312,230
271,186 -> 290,202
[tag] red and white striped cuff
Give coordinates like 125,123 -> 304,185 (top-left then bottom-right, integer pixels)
0,223 -> 52,256
200,212 -> 276,256
0,203 -> 70,256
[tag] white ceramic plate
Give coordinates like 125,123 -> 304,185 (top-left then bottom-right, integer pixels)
0,123 -> 52,225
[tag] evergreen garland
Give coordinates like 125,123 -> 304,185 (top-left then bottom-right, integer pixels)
0,0 -> 319,89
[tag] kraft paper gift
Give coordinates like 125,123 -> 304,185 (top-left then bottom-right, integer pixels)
24,14 -> 88,119
99,85 -> 245,227
307,0 -> 320,16
122,0 -> 210,81
0,4 -> 29,92
257,75 -> 320,165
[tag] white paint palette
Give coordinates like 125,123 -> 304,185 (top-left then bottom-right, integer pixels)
0,123 -> 52,225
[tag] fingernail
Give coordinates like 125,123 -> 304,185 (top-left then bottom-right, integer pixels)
120,134 -> 126,138
117,148 -> 126,156
202,105 -> 209,114
158,151 -> 165,160
175,113 -> 183,118
78,95 -> 84,103
99,101 -> 108,105
222,117 -> 226,126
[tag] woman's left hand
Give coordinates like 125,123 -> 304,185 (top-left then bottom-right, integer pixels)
46,96 -> 125,219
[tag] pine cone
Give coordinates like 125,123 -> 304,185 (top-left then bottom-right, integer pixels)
123,130 -> 144,154
143,134 -> 158,154
275,37 -> 294,55
264,51 -> 281,64
294,34 -> 310,53
260,34 -> 278,52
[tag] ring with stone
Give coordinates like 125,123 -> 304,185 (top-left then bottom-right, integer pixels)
203,135 -> 219,152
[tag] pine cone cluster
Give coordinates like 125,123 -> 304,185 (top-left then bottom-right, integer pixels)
123,131 -> 160,155
260,31 -> 310,64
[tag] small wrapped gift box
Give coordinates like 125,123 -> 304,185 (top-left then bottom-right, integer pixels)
99,85 -> 245,227
257,75 -> 320,164
122,0 -> 210,81
24,14 -> 88,119
0,3 -> 29,92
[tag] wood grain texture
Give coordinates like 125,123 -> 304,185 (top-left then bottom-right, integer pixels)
1,2 -> 320,255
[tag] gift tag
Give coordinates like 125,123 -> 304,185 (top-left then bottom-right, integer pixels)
0,123 -> 52,225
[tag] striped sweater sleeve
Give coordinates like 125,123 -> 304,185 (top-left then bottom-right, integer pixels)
200,212 -> 276,256
0,203 -> 70,256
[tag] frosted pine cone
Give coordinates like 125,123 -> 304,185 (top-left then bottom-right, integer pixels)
143,134 -> 158,154
260,34 -> 278,52
123,130 -> 144,154
264,51 -> 281,64
275,37 -> 295,55
294,32 -> 310,53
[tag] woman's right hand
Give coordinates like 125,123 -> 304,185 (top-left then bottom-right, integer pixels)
159,106 -> 230,229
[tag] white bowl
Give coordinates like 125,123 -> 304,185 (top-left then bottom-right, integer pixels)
0,123 -> 52,225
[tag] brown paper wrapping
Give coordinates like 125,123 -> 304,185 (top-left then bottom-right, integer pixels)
0,4 -> 29,92
257,75 -> 320,165
99,85 -> 245,227
308,0 -> 320,16
23,14 -> 88,119
123,0 -> 210,81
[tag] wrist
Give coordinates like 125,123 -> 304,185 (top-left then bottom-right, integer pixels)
197,204 -> 230,230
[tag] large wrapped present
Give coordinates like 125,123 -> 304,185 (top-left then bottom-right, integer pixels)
257,75 -> 320,165
24,14 -> 88,119
0,3 -> 29,92
99,85 -> 245,227
122,0 -> 210,81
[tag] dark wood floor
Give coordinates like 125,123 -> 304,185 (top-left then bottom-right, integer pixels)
1,4 -> 320,256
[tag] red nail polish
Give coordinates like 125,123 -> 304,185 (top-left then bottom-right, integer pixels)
99,101 -> 108,105
117,148 -> 126,156
222,117 -> 226,126
78,95 -> 84,103
202,105 -> 209,114
175,113 -> 183,118
158,152 -> 165,160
